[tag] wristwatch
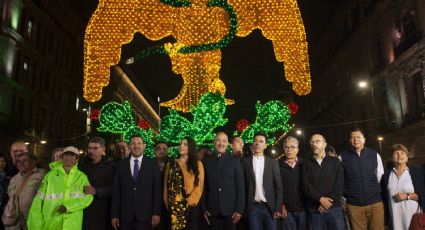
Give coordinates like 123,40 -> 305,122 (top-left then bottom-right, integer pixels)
407,193 -> 411,200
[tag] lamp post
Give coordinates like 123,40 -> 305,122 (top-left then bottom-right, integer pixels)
358,80 -> 378,123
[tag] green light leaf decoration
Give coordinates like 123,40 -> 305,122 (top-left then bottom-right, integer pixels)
240,100 -> 292,144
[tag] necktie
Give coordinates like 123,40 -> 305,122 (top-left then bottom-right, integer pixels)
133,159 -> 139,182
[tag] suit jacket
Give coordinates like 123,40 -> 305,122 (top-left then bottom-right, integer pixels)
111,156 -> 161,223
201,153 -> 245,216
242,155 -> 283,215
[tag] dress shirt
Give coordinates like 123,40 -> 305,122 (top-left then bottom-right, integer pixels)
130,155 -> 143,177
253,155 -> 267,202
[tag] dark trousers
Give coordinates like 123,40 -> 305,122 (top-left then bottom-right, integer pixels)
209,214 -> 236,230
248,203 -> 276,230
309,206 -> 345,230
281,211 -> 307,230
120,221 -> 152,230
185,205 -> 200,230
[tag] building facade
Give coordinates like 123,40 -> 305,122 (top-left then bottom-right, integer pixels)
0,0 -> 160,160
297,0 -> 425,163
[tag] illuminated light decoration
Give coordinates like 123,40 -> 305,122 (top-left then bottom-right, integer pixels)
158,92 -> 227,157
236,119 -> 249,132
98,101 -> 134,133
288,102 -> 299,116
123,126 -> 156,158
84,0 -> 311,112
240,100 -> 292,144
138,119 -> 150,130
90,108 -> 101,121
98,101 -> 155,158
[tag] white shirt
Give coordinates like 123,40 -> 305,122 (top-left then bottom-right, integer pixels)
253,155 -> 267,202
130,155 -> 143,177
387,168 -> 420,230
355,150 -> 384,182
314,153 -> 326,166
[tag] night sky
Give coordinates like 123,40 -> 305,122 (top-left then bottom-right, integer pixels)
81,0 -> 341,133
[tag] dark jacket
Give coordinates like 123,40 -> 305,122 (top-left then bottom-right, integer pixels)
341,148 -> 382,206
79,156 -> 116,230
201,153 -> 245,216
242,155 -> 283,215
111,156 -> 161,223
382,164 -> 425,228
279,158 -> 306,212
302,155 -> 344,211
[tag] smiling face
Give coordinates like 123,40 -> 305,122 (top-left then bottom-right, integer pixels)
62,152 -> 78,168
392,150 -> 408,166
350,131 -> 366,151
179,139 -> 189,156
214,132 -> 228,154
130,136 -> 146,157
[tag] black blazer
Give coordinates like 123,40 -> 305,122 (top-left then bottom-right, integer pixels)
201,153 -> 245,216
111,156 -> 161,223
382,165 -> 425,224
242,155 -> 283,214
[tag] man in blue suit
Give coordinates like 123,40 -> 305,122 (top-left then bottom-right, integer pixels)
111,135 -> 161,230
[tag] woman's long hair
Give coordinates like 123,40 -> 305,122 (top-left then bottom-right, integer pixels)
182,137 -> 200,187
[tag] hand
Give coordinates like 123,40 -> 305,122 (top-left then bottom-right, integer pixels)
111,218 -> 120,230
203,210 -> 211,225
151,215 -> 160,226
84,185 -> 96,195
57,205 -> 67,213
281,205 -> 288,219
393,192 -> 407,202
273,211 -> 282,219
318,205 -> 327,214
232,212 -> 242,223
319,197 -> 333,209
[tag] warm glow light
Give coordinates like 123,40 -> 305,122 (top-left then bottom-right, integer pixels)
84,0 -> 311,112
296,129 -> 302,136
358,81 -> 368,89
24,142 -> 30,145
40,140 -> 47,144
377,136 -> 384,141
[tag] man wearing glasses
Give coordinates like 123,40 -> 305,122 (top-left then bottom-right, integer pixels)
79,136 -> 116,230
278,136 -> 307,230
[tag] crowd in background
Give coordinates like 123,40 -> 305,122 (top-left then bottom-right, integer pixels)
0,128 -> 424,230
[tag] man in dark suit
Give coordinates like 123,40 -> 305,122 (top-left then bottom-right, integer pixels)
111,134 -> 161,230
242,132 -> 283,230
202,132 -> 245,230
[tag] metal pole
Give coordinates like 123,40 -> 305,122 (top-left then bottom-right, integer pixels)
370,86 -> 378,124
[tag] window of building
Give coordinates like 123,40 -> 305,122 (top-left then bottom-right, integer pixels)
27,20 -> 33,37
403,72 -> 424,120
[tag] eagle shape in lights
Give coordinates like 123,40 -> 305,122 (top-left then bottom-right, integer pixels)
84,0 -> 311,112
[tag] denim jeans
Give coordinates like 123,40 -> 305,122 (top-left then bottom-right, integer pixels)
249,203 -> 276,230
282,211 -> 307,230
309,206 -> 345,230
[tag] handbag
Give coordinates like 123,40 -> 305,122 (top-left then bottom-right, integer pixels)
1,172 -> 33,227
409,205 -> 425,230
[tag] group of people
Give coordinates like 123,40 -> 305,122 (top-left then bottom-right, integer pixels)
0,128 -> 424,230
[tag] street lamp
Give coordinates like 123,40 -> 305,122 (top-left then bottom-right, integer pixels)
296,129 -> 303,136
358,80 -> 378,123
